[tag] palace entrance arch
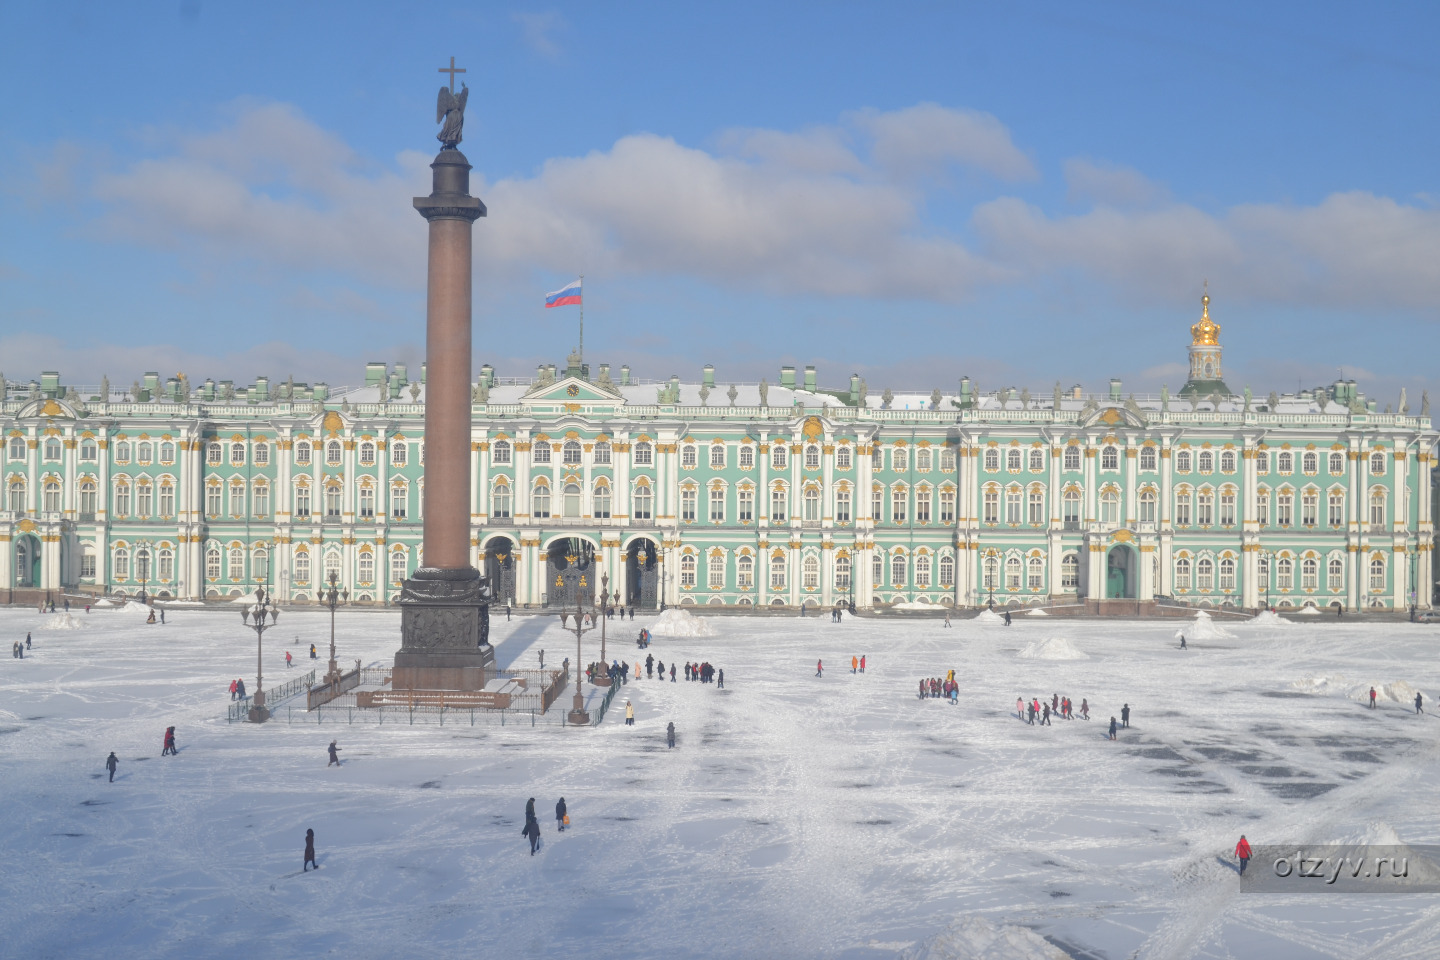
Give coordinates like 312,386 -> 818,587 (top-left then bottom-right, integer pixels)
625,538 -> 659,610
1106,544 -> 1137,599
545,537 -> 595,609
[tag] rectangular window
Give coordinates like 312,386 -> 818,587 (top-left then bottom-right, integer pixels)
1061,555 -> 1078,589
983,490 -> 999,524
594,486 -> 611,519
1302,561 -> 1318,591
1255,492 -> 1269,526
1328,560 -> 1344,592
1329,494 -> 1344,527
872,487 -> 883,522
358,553 -> 375,583
295,486 -> 310,518
135,485 -> 151,518
709,488 -> 724,522
532,442 -> 549,464
892,489 -> 907,524
939,489 -> 955,523
391,487 -> 407,519
770,489 -> 787,523
916,489 -> 931,524
157,485 -> 174,517
80,553 -> 96,578
1302,491 -> 1318,526
253,485 -> 269,518
1140,494 -> 1156,523
835,489 -> 851,523
633,486 -> 652,521
1277,493 -> 1293,526
229,484 -> 244,517
1175,493 -> 1191,526
709,554 -> 725,589
205,486 -> 220,517
593,443 -> 611,465
1220,492 -> 1235,525
680,488 -> 696,523
1220,560 -> 1236,591
770,556 -> 786,590
1028,491 -> 1044,525
359,487 -> 375,519
1196,494 -> 1212,526
1005,489 -> 1021,525
738,488 -> 754,522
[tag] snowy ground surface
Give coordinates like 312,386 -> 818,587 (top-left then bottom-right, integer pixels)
3,606 -> 1440,960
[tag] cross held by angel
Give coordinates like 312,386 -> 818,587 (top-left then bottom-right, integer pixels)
436,57 -> 469,148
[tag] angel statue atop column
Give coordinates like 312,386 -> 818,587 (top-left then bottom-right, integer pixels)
436,83 -> 469,148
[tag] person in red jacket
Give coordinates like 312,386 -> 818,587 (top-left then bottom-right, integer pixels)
816,659 -> 823,677
1235,835 -> 1252,875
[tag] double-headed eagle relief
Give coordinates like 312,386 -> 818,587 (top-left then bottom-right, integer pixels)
437,83 -> 468,148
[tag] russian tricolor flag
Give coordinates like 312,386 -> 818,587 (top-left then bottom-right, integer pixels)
545,278 -> 582,308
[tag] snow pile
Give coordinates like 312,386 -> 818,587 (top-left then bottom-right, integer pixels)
1292,675 -> 1428,704
116,601 -> 154,617
1249,610 -> 1292,627
1183,610 -> 1235,640
91,598 -> 117,607
42,613 -> 84,631
894,599 -> 944,611
1295,604 -> 1322,616
902,916 -> 1068,960
1329,820 -> 1404,846
1017,637 -> 1088,661
646,607 -> 716,638
164,599 -> 207,607
1026,608 -> 1049,617
973,609 -> 1006,624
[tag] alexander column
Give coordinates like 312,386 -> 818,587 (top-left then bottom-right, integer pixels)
392,58 -> 495,691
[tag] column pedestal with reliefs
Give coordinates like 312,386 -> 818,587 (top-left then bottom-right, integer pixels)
390,145 -> 495,691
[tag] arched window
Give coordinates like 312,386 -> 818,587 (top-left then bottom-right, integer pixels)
1369,554 -> 1385,592
252,547 -> 268,583
1278,451 -> 1293,474
43,479 -> 61,513
324,440 -> 341,466
231,442 -> 246,464
80,438 -> 97,461
917,448 -> 932,472
1198,451 -> 1213,474
737,554 -> 754,589
680,445 -> 697,470
771,445 -> 788,470
1175,557 -> 1191,591
1006,448 -> 1022,472
392,441 -> 410,466
634,441 -> 652,465
1100,489 -> 1119,524
563,482 -> 581,518
1176,450 -> 1192,472
938,554 -> 955,588
835,555 -> 852,591
892,448 -> 909,472
1369,451 -> 1386,475
1062,488 -> 1081,526
294,550 -> 311,584
1326,451 -> 1343,474
491,481 -> 511,519
1064,446 -> 1082,471
1101,446 -> 1119,471
891,553 -> 907,587
390,483 -> 408,520
294,441 -> 311,466
1197,557 -> 1214,591
113,547 -> 130,580
1256,449 -> 1270,473
770,553 -> 786,589
1302,452 -> 1318,474
1220,450 -> 1236,473
325,484 -> 341,518
359,442 -> 376,466
563,440 -> 582,465
983,556 -> 999,590
79,480 -> 97,518
984,448 -> 1000,471
1219,557 -> 1236,591
1302,557 -> 1318,591
1277,557 -> 1294,591
633,483 -> 653,521
739,445 -> 755,469
1139,489 -> 1156,523
1328,557 -> 1344,592
833,444 -> 853,470
1026,556 -> 1044,591
358,551 -> 375,584
712,444 -> 728,468
532,481 -> 550,519
593,441 -> 611,464
134,547 -> 150,584
390,549 -> 407,584
710,553 -> 726,589
158,548 -> 175,583
594,481 -> 611,520
915,554 -> 932,588
804,444 -> 820,470
7,437 -> 26,461
803,555 -> 819,590
228,547 -> 245,582
1004,556 -> 1021,590
1369,489 -> 1386,527
205,545 -> 221,579
324,552 -> 342,585
1061,553 -> 1079,589
940,448 -> 957,472
116,441 -> 132,463
1028,448 -> 1044,471
45,438 -> 62,461
1139,447 -> 1156,471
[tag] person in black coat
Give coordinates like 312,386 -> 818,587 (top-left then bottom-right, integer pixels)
304,828 -> 318,871
105,751 -> 119,782
555,797 -> 567,832
525,797 -> 536,822
522,814 -> 541,854
666,722 -> 676,748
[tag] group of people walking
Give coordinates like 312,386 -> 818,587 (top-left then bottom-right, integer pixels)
12,632 -> 30,658
1016,693 -> 1092,726
227,678 -> 248,700
920,670 -> 959,702
521,796 -> 570,854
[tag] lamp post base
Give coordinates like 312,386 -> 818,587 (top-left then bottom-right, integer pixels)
568,708 -> 591,725
247,706 -> 270,723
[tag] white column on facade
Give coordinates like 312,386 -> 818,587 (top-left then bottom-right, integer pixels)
1349,444 -> 1362,610
1125,442 -> 1138,524
1083,440 -> 1096,523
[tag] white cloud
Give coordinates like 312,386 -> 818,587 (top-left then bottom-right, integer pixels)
512,11 -> 566,59
1064,158 -> 1168,208
850,103 -> 1038,182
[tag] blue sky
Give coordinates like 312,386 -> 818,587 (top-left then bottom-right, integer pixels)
1,1 -> 1436,405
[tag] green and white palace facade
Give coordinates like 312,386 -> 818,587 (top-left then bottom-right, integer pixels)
1,297 -> 1435,611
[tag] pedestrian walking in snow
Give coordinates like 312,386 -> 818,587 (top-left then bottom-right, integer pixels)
1121,704 -> 1131,728
230,679 -> 238,701
1041,703 -> 1051,726
717,668 -> 724,688
1026,701 -> 1035,724
159,609 -> 165,624
625,700 -> 635,726
1016,697 -> 1024,720
1081,698 -> 1089,720
860,656 -> 866,673
506,604 -> 512,621
539,649 -> 545,669
525,797 -> 536,822
646,654 -> 654,679
667,721 -> 676,748
1369,687 -> 1377,709
943,611 -> 951,628
285,651 -> 293,668
1052,693 -> 1059,714
162,726 -> 177,756
816,660 -> 823,677
105,751 -> 118,782
556,797 -> 567,832
1416,692 -> 1424,715
304,828 -> 318,871
522,814 -> 541,855
327,740 -> 341,766
670,664 -> 676,682
1235,835 -> 1251,875
26,632 -> 31,649
236,679 -> 246,699
1003,611 -> 1012,626
851,655 -> 858,674
1179,634 -> 1187,650
1108,717 -> 1117,740
310,644 -> 317,659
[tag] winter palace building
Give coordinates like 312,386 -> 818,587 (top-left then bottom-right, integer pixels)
1,296 -> 1435,612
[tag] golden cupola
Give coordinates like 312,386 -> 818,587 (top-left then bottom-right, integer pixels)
1190,293 -> 1220,346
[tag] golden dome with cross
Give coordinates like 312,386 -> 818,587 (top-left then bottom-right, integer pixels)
1191,291 -> 1220,346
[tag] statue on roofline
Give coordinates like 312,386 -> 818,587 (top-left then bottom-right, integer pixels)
436,84 -> 469,148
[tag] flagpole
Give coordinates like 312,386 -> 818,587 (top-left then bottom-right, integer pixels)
578,274 -> 584,363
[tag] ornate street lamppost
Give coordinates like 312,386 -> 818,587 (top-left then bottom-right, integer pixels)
242,585 -> 281,722
563,566 -> 596,725
598,570 -> 610,669
320,570 -> 348,686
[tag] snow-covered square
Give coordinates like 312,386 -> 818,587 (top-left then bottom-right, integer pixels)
3,604 -> 1439,960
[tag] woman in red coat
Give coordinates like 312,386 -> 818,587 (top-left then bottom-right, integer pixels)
1235,835 -> 1251,875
